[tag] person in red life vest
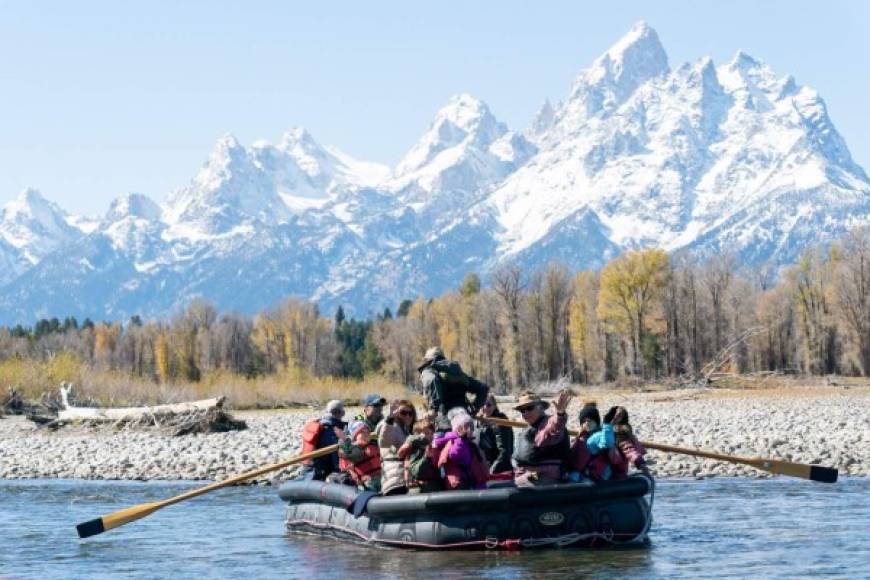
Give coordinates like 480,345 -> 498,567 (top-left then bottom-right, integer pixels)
353,393 -> 386,432
300,399 -> 347,481
568,401 -> 616,482
433,410 -> 489,490
338,421 -> 382,492
512,389 -> 573,487
604,406 -> 649,479
398,418 -> 443,494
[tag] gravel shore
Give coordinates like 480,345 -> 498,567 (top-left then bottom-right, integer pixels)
1,386 -> 867,482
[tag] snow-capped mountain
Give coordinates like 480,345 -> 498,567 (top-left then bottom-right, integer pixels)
483,22 -> 868,267
0,188 -> 93,284
0,21 -> 867,324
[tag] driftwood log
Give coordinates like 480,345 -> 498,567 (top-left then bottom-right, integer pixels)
54,383 -> 246,435
58,384 -> 224,422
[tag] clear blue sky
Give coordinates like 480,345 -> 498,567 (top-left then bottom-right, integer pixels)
1,0 -> 867,215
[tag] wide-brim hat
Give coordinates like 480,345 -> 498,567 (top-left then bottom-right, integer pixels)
513,392 -> 550,411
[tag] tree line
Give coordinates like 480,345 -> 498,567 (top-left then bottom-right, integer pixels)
1,226 -> 867,391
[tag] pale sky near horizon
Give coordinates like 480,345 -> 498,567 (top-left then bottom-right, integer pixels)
1,0 -> 868,215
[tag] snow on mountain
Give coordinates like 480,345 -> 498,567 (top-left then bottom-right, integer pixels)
0,189 -> 88,282
0,22 -> 866,324
388,94 -> 536,214
255,127 -> 389,210
486,24 -> 868,268
162,134 -> 290,240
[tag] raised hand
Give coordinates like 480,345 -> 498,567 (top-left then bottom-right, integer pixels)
554,388 -> 573,414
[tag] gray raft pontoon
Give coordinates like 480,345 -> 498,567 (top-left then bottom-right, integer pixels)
279,474 -> 654,550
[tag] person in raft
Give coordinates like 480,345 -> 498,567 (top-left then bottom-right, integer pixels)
475,393 -> 515,477
567,401 -> 616,482
300,399 -> 347,481
433,410 -> 490,490
418,346 -> 489,433
604,406 -> 649,478
398,418 -> 443,494
354,393 -> 386,432
377,399 -> 417,496
338,421 -> 383,492
512,389 -> 573,487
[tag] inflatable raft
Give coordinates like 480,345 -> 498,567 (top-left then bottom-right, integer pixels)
279,474 -> 654,550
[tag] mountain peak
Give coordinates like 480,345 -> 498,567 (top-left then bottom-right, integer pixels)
567,22 -> 669,117
5,188 -> 64,221
279,127 -> 318,149
105,193 -> 162,223
394,94 -> 507,178
0,188 -> 80,262
729,50 -> 761,70
17,187 -> 47,204
432,93 -> 491,132
605,21 -> 660,59
529,99 -> 556,139
595,21 -> 668,78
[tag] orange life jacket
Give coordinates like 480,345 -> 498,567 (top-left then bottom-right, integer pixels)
339,442 -> 382,484
301,418 -> 323,466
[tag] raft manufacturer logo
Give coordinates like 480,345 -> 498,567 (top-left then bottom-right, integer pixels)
539,512 -> 564,526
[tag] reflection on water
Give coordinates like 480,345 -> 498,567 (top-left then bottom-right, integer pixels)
1,478 -> 867,579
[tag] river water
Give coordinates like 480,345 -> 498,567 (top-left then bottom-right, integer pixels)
2,478 -> 868,579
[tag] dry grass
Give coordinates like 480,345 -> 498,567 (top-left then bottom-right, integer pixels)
0,356 -> 412,409
3,355 -> 867,410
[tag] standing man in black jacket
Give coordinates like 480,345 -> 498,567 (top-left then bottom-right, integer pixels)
418,346 -> 489,432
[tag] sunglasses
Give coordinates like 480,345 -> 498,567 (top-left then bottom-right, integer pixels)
397,409 -> 413,417
518,406 -> 536,413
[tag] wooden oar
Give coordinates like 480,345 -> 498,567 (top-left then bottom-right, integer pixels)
76,443 -> 340,538
481,416 -> 838,483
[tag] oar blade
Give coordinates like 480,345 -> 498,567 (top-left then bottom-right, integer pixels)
809,465 -> 839,484
758,458 -> 839,483
76,518 -> 105,539
76,502 -> 160,538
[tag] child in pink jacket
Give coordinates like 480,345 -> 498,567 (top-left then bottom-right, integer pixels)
433,411 -> 489,490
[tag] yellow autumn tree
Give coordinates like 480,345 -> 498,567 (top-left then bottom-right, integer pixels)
568,270 -> 599,382
597,248 -> 670,375
155,331 -> 170,383
93,323 -> 120,369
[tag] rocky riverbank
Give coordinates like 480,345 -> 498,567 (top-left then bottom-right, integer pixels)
0,386 -> 867,482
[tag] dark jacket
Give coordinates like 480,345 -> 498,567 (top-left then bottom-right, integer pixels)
513,412 -> 570,480
311,414 -> 345,478
475,410 -> 514,474
419,359 -> 489,419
